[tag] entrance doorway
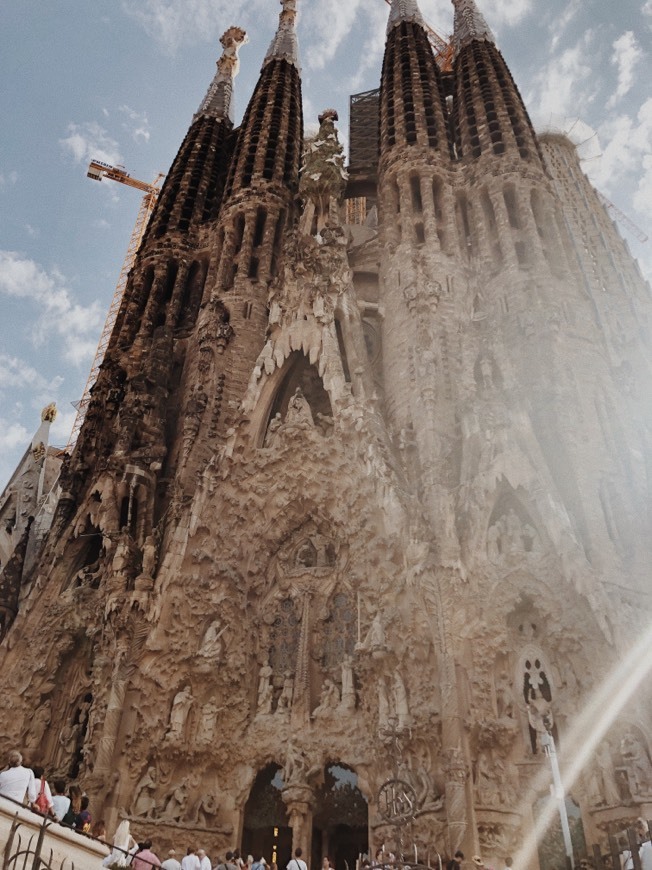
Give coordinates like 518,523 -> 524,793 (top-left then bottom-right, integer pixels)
242,765 -> 293,867
312,764 -> 368,870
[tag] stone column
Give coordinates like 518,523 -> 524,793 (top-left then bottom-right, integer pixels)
282,784 -> 314,857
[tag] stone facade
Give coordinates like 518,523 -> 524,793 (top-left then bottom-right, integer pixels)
1,0 -> 651,868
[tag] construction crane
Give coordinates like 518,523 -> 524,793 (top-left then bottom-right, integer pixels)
596,191 -> 648,244
383,0 -> 454,71
66,161 -> 164,450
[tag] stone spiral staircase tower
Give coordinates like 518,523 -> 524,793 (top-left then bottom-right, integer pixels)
0,0 -> 651,865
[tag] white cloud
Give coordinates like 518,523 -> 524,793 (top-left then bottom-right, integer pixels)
0,251 -> 103,365
0,420 -> 30,452
606,31 -> 643,108
119,104 -> 151,143
587,98 -> 652,194
59,121 -> 123,167
0,170 -> 18,187
489,0 -> 533,28
123,0 -> 269,54
527,32 -> 595,128
0,354 -> 63,395
549,0 -> 581,52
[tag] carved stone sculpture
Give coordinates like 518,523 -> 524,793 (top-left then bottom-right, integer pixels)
167,685 -> 194,741
620,732 -> 652,796
132,766 -> 158,818
257,659 -> 274,714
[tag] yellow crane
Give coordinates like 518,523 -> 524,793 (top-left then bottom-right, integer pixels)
66,161 -> 164,450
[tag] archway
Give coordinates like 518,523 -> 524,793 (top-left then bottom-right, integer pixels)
242,764 -> 292,867
312,764 -> 368,870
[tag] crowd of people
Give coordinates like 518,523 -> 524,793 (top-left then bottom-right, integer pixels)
2,748 -> 649,870
0,749 -> 106,838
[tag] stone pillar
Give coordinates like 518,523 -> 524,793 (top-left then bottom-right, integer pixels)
282,784 -> 314,858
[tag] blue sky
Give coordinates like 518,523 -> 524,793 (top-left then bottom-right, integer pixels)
1,0 -> 651,489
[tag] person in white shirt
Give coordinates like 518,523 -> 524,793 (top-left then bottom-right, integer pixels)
162,851 -> 182,870
198,850 -> 212,870
181,849 -> 201,870
0,750 -> 37,806
287,848 -> 308,870
51,780 -> 71,823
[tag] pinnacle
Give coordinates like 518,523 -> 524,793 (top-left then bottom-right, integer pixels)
386,0 -> 426,33
264,0 -> 300,70
451,0 -> 495,54
195,26 -> 248,124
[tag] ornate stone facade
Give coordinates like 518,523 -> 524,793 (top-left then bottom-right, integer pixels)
1,0 -> 651,868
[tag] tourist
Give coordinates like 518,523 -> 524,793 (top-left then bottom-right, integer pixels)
321,858 -> 330,870
182,848 -> 201,870
251,855 -> 265,870
637,819 -> 652,870
133,840 -> 162,870
502,858 -> 513,870
67,785 -> 82,826
233,851 -> 244,869
198,850 -> 212,870
287,848 -> 308,870
221,850 -> 239,870
0,750 -> 37,806
92,820 -> 108,842
51,780 -> 70,823
32,765 -> 54,816
162,850 -> 182,870
447,852 -> 464,870
102,820 -> 138,867
75,794 -> 92,832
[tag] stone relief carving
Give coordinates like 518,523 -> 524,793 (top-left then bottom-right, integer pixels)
313,677 -> 340,717
132,765 -> 158,818
620,731 -> 652,797
166,685 -> 194,741
487,507 -> 541,563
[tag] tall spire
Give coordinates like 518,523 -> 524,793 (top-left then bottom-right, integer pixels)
452,0 -> 495,54
195,27 -> 248,123
386,0 -> 425,32
264,0 -> 299,69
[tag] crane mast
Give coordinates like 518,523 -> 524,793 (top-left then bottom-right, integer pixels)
66,161 -> 164,450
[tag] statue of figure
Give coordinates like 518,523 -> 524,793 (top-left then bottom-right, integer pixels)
161,777 -> 189,822
393,670 -> 410,730
378,677 -> 390,731
132,766 -> 158,818
264,413 -> 283,448
25,699 -> 51,752
487,523 -> 501,562
475,752 -> 497,806
198,619 -> 226,661
283,741 -> 307,785
192,790 -> 220,827
504,509 -> 523,553
620,732 -> 652,796
277,672 -> 294,713
197,701 -> 220,744
313,678 -> 340,717
526,689 -> 553,751
495,671 -> 515,720
340,656 -> 355,711
404,537 -> 430,586
140,534 -> 157,578
167,685 -> 193,740
479,355 -> 493,389
595,741 -> 621,805
522,523 -> 540,554
360,611 -> 385,653
257,659 -> 274,714
285,387 -> 314,428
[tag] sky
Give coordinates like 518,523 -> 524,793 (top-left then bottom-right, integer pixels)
1,0 -> 651,490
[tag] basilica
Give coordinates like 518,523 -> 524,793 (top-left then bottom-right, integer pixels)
1,0 -> 651,867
